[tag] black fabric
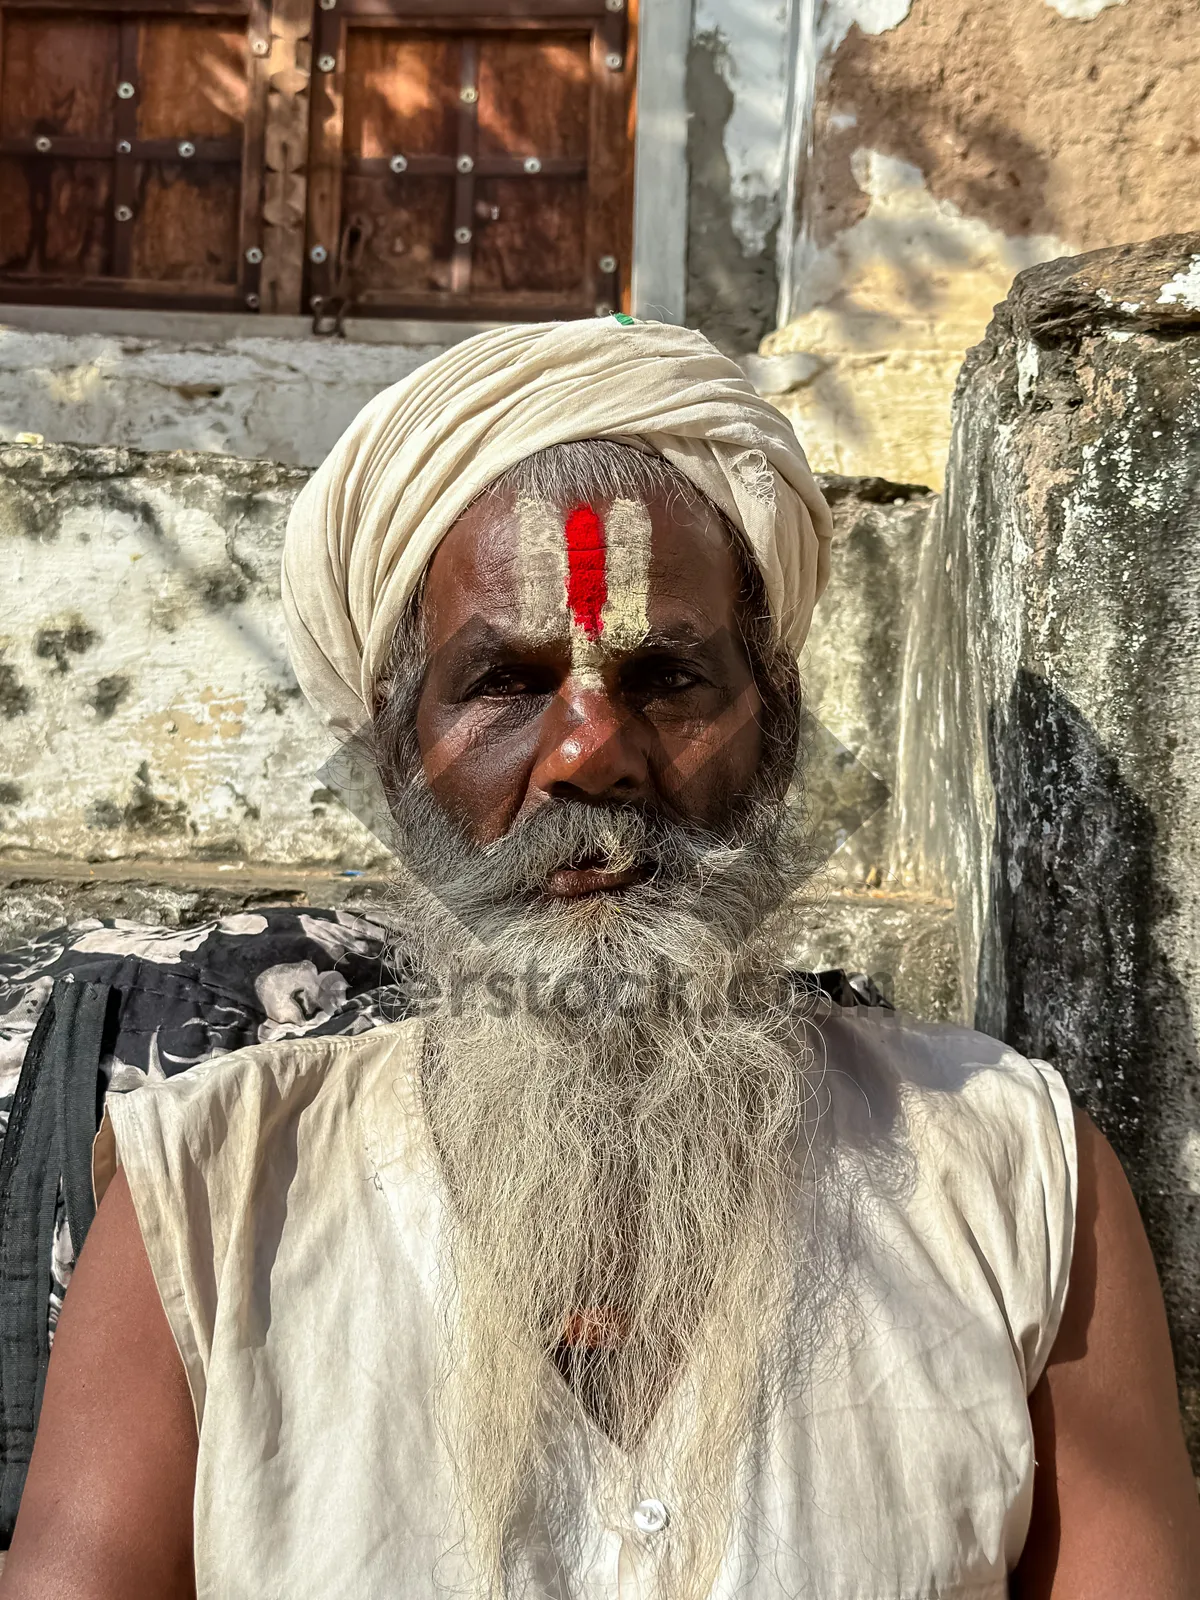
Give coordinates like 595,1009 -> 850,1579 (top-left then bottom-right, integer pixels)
805,968 -> 892,1009
54,981 -> 113,1273
0,907 -> 406,1547
0,991 -> 60,1539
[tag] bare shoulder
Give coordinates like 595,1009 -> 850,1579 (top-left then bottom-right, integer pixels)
1015,1106 -> 1200,1598
0,1169 -> 198,1600
0,1020 -> 424,1599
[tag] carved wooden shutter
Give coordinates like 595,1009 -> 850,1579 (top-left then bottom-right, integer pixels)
305,0 -> 634,323
0,0 -> 270,308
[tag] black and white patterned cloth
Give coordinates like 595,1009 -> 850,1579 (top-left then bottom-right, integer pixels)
0,907 -> 406,1540
0,907 -> 401,1317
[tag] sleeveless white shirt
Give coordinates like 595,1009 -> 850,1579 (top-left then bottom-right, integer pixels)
103,1005 -> 1076,1600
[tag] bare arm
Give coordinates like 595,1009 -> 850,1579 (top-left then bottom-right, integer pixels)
1016,1108 -> 1200,1598
0,1169 -> 197,1599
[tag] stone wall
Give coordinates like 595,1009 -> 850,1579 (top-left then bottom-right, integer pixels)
0,439 -> 959,1017
0,316 -> 451,469
899,231 -> 1200,1460
800,474 -> 960,1021
766,0 -> 1200,488
0,443 -> 364,868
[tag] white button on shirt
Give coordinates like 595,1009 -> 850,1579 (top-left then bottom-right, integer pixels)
632,1498 -> 670,1534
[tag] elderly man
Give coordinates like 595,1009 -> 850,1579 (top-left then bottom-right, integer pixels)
3,320 -> 1197,1599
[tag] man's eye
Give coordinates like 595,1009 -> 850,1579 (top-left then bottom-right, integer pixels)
655,669 -> 698,692
469,668 -> 549,699
629,663 -> 703,697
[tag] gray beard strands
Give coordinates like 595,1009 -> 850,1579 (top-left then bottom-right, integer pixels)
387,766 -> 809,962
384,788 -> 854,1600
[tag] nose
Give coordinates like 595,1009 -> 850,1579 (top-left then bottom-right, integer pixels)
528,676 -> 651,805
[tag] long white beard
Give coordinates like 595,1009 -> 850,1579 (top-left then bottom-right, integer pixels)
401,881 -> 853,1600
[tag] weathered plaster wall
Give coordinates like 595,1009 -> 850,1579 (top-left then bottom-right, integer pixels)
0,323 -> 449,468
0,443 -> 378,869
684,0 -> 925,357
685,12 -> 789,357
768,0 -> 1200,487
802,472 -> 930,892
801,473 -> 959,1020
897,232 -> 1200,1459
691,0 -> 794,265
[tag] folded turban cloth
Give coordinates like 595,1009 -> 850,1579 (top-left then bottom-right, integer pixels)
282,316 -> 832,738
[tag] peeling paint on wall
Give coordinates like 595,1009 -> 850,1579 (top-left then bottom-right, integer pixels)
686,29 -> 783,355
685,0 -> 919,353
691,0 -> 793,261
1042,0 -> 1126,18
765,147 -> 1069,486
819,0 -> 914,52
768,0 -> 1198,485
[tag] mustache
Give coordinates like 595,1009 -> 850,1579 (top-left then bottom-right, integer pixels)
383,752 -> 812,954
393,791 -> 807,958
469,800 -> 742,901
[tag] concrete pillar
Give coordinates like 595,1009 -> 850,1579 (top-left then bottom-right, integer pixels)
916,233 -> 1200,1458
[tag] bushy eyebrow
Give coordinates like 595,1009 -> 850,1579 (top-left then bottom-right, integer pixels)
433,622 -> 565,682
636,622 -> 713,653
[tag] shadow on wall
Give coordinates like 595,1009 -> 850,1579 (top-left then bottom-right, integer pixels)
978,668 -> 1200,1446
797,186 -> 1032,334
814,0 -> 1200,266
685,31 -> 781,358
770,7 -> 1112,484
769,133 -> 1066,488
812,42 -> 1056,253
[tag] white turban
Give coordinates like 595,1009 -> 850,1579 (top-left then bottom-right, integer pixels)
282,317 -> 832,738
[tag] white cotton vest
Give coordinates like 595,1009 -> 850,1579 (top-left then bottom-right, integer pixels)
102,1006 -> 1076,1600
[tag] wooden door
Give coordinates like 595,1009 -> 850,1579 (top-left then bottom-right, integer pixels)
0,0 -> 634,321
0,0 -> 268,309
306,0 -> 634,323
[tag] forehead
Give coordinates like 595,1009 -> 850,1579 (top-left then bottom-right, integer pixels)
422,485 -> 743,644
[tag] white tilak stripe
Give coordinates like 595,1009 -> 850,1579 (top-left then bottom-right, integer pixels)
514,496 -> 569,641
599,498 -> 653,650
570,621 -> 606,689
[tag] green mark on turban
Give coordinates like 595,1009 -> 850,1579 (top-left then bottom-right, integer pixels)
612,312 -> 636,326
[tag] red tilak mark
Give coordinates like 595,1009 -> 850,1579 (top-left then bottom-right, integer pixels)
564,502 -> 607,640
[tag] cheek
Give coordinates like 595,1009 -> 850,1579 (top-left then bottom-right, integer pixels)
652,683 -> 765,820
416,698 -> 540,841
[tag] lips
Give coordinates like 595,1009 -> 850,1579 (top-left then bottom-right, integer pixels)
544,859 -> 646,898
